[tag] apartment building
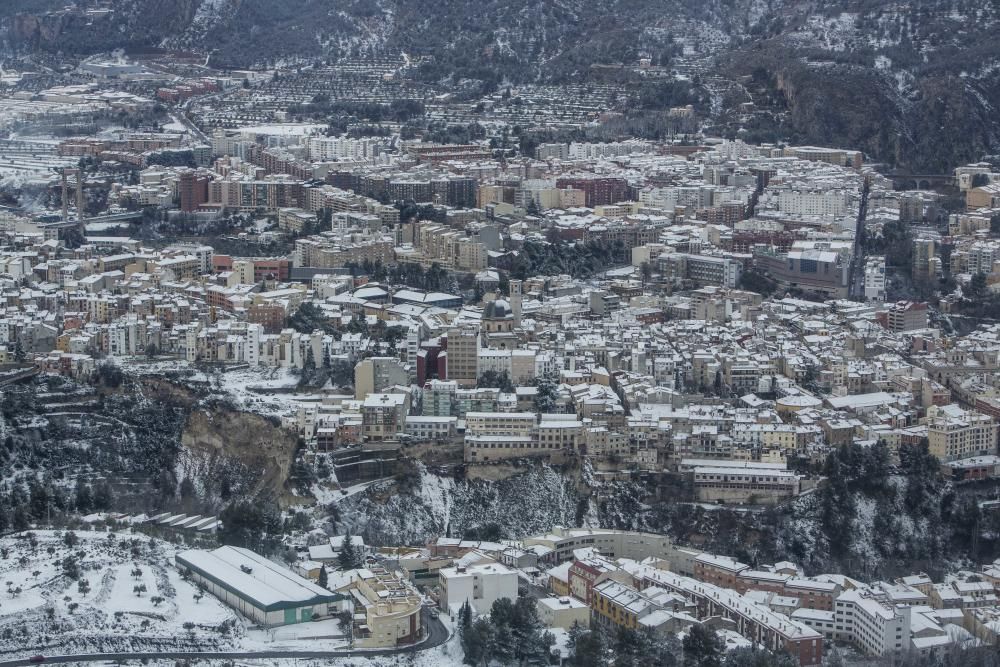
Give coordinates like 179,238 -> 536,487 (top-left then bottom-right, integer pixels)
632,563 -> 823,666
864,257 -> 887,302
476,348 -> 513,378
570,555 -> 622,604
967,183 -> 1000,210
774,189 -> 851,217
781,146 -> 863,169
443,327 -> 480,387
691,464 -> 801,505
593,579 -> 653,630
307,136 -> 386,162
422,379 -> 458,417
293,232 -> 394,269
361,393 -> 409,441
208,176 -> 304,211
926,404 -> 998,462
879,301 -> 929,333
755,248 -> 849,299
912,236 -> 939,280
438,561 -> 518,614
555,176 -> 631,207
658,253 -> 742,289
277,207 -> 315,233
693,554 -> 749,590
411,222 -> 488,271
781,579 -> 841,612
465,412 -> 537,436
536,596 -> 590,630
403,415 -> 458,440
179,170 -> 211,212
536,417 -> 586,452
826,590 -> 910,657
522,528 -> 674,565
354,356 -> 410,400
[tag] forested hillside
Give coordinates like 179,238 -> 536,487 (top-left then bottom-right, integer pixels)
0,370 -> 300,530
335,447 -> 1000,582
3,0 -> 1000,170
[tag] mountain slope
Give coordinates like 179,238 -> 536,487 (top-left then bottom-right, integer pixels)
1,0 -> 762,72
3,0 -> 1000,170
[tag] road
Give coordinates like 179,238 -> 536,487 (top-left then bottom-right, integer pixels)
0,609 -> 449,666
170,109 -> 210,145
519,578 -> 550,601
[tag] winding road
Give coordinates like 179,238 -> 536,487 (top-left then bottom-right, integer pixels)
0,609 -> 449,666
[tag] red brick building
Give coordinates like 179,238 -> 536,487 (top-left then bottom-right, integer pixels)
179,171 -> 211,212
555,177 -> 632,207
247,303 -> 287,334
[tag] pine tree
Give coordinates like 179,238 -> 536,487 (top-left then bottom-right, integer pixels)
967,273 -> 987,300
460,600 -> 473,631
318,564 -> 328,590
570,627 -> 606,667
682,624 -> 723,667
492,624 -> 516,664
12,505 -> 29,531
93,480 -> 113,510
338,532 -> 360,570
462,618 -> 494,666
74,479 -> 93,513
725,647 -> 796,667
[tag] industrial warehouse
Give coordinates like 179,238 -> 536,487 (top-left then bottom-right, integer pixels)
176,545 -> 344,626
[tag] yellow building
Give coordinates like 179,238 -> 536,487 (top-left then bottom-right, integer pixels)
591,580 -> 654,631
548,562 -> 572,598
762,425 -> 797,450
967,183 -> 1000,210
336,567 -> 422,648
927,404 -> 998,462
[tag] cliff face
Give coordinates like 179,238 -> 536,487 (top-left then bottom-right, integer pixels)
6,0 -> 202,54
132,377 -> 300,505
10,13 -> 67,48
179,405 -> 300,504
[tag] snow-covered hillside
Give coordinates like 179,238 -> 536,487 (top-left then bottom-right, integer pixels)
338,464 -> 583,546
0,528 -> 465,663
0,530 -> 239,659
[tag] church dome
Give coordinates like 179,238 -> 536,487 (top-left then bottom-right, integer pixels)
484,299 -> 512,319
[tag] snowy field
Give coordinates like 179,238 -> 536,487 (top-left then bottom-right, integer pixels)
0,141 -> 77,188
0,530 -> 241,660
0,528 -> 461,664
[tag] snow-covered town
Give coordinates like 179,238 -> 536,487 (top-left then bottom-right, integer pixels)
4,4 -> 1000,664
3,127 -> 1000,665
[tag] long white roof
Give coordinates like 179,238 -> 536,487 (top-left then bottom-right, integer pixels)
177,545 -> 337,610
